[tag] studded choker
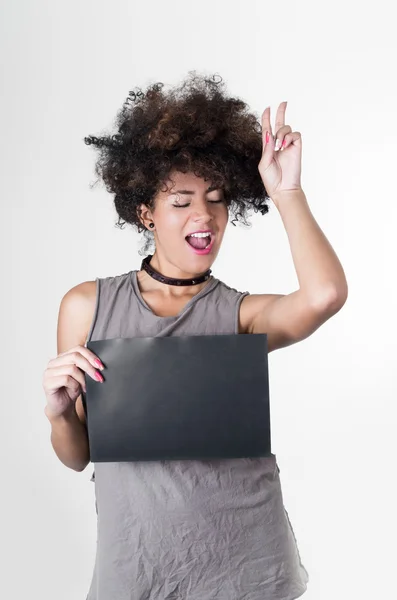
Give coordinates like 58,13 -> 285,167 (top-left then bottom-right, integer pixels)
140,255 -> 212,287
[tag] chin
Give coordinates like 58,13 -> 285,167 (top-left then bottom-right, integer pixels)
183,243 -> 218,273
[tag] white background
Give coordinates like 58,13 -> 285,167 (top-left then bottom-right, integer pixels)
1,0 -> 396,598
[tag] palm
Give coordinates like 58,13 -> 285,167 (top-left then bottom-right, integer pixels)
47,385 -> 76,417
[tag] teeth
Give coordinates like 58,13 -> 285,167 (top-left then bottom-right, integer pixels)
188,232 -> 211,238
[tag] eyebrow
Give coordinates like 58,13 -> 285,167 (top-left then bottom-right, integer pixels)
171,185 -> 221,195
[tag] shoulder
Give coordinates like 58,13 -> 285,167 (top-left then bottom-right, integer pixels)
60,279 -> 97,309
211,279 -> 252,332
95,270 -> 135,294
58,270 -> 135,336
62,271 -> 133,303
58,269 -> 132,325
213,278 -> 249,300
58,280 -> 98,341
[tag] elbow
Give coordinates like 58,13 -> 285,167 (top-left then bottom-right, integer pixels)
329,282 -> 349,311
312,283 -> 348,314
72,459 -> 90,473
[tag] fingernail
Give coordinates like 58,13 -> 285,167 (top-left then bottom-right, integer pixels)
266,131 -> 270,144
94,371 -> 104,382
274,139 -> 281,151
94,359 -> 104,370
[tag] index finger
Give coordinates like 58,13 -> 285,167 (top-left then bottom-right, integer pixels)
261,106 -> 272,135
58,344 -> 104,369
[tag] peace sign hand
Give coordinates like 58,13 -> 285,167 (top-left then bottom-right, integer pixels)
258,101 -> 303,206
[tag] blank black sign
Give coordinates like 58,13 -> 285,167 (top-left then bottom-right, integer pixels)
83,334 -> 271,462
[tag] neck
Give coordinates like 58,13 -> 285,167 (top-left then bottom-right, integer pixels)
137,271 -> 210,299
139,252 -> 213,296
149,252 -> 210,280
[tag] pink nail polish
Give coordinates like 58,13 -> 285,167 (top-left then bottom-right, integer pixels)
282,140 -> 286,147
266,131 -> 270,144
94,358 -> 104,370
94,371 -> 103,382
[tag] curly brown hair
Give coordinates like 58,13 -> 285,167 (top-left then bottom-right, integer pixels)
84,71 -> 271,255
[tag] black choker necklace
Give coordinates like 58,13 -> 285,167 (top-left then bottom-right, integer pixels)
140,255 -> 212,286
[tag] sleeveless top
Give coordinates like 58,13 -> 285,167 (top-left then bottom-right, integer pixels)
84,269 -> 309,600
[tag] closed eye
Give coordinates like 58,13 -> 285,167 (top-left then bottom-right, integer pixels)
173,200 -> 224,208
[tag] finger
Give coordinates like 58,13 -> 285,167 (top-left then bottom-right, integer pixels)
53,346 -> 105,370
261,107 -> 272,145
45,363 -> 100,389
261,128 -> 275,165
43,367 -> 86,397
44,374 -> 82,396
280,131 -> 301,150
47,351 -> 104,382
274,101 -> 287,133
274,125 -> 292,151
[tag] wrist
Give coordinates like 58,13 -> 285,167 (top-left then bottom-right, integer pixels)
44,403 -> 78,425
272,187 -> 306,205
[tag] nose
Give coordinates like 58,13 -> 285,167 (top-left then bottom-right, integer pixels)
192,201 -> 214,225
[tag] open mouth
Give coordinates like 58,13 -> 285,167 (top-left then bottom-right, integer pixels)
185,232 -> 213,250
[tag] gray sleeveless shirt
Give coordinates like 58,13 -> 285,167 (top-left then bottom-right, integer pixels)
84,270 -> 309,600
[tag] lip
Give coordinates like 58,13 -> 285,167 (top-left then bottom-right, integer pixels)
185,232 -> 215,255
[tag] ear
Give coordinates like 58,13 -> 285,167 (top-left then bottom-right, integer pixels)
138,203 -> 154,230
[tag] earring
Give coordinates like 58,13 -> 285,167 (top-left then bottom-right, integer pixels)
149,222 -> 154,229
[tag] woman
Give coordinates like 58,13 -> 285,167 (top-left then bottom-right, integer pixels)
43,72 -> 348,599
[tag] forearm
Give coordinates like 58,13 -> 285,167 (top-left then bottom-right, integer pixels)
45,405 -> 90,472
273,189 -> 348,305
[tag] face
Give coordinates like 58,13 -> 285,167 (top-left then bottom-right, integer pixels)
140,170 -> 229,277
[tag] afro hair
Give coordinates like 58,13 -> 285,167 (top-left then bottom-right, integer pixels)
84,71 -> 271,255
